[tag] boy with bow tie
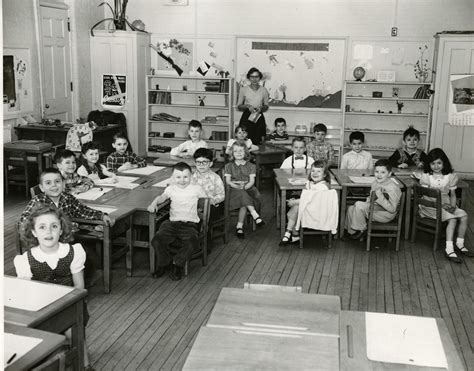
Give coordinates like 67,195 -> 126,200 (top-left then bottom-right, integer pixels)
280,137 -> 314,169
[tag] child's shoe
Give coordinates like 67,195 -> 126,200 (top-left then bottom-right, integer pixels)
254,217 -> 265,228
236,227 -> 245,239
169,264 -> 183,281
152,264 -> 170,278
290,234 -> 300,244
455,246 -> 474,257
445,251 -> 462,263
279,231 -> 292,246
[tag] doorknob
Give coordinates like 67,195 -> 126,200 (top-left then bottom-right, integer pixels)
45,104 -> 50,109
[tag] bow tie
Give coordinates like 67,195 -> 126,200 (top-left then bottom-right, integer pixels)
294,156 -> 304,160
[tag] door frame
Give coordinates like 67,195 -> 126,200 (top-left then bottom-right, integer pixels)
34,0 -> 76,121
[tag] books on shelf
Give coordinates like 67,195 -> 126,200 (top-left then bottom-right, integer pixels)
151,112 -> 181,122
149,91 -> 172,104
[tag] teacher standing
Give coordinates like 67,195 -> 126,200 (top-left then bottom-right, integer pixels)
237,67 -> 269,145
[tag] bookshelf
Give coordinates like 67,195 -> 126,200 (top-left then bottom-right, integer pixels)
146,75 -> 234,157
341,81 -> 432,160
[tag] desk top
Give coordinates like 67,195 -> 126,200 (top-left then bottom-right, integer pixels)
4,140 -> 52,152
4,276 -> 87,328
183,326 -> 339,371
254,143 -> 291,155
4,323 -> 67,371
15,123 -> 121,132
153,153 -> 195,167
339,310 -> 465,370
274,168 -> 341,190
207,288 -> 341,337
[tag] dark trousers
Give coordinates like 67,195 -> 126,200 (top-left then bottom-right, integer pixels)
240,109 -> 266,145
151,220 -> 199,268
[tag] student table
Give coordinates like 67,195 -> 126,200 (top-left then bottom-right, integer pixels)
4,323 -> 67,371
273,168 -> 341,238
4,276 -> 87,371
15,124 -> 123,154
254,144 -> 291,188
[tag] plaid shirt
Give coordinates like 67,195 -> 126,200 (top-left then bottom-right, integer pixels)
106,151 -> 147,173
20,193 -> 104,223
306,140 -> 335,163
61,172 -> 94,193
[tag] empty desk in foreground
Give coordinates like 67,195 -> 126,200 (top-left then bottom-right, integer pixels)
4,276 -> 87,371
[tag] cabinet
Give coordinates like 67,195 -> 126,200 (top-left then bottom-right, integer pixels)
342,81 -> 432,161
90,31 -> 150,155
146,75 -> 234,157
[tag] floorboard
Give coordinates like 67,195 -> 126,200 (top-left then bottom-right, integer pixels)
4,181 -> 474,370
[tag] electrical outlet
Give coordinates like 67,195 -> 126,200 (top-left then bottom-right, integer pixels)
391,27 -> 398,37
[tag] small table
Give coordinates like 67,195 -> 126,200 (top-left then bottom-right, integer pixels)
4,276 -> 87,371
253,144 -> 290,188
274,168 -> 341,238
4,323 -> 67,371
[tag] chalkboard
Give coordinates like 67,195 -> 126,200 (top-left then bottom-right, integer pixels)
3,55 -> 16,105
3,48 -> 33,113
102,74 -> 127,107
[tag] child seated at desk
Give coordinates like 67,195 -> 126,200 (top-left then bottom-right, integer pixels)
266,117 -> 289,141
77,141 -> 117,185
388,126 -> 428,169
345,159 -> 402,240
225,124 -> 259,155
20,168 -> 114,226
280,161 -> 330,246
106,132 -> 147,173
55,149 -> 94,194
280,136 -> 314,169
341,131 -> 373,169
415,148 -> 472,263
224,142 -> 264,239
306,123 -> 336,167
170,120 -> 208,158
192,148 -> 225,222
148,162 -> 207,281
14,204 -> 94,370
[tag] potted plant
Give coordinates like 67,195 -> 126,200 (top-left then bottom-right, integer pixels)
411,45 -> 431,82
90,0 -> 146,36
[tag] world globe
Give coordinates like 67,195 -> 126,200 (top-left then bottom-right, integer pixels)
353,67 -> 366,81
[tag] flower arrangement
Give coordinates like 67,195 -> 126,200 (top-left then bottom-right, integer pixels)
90,0 -> 147,36
412,45 -> 431,82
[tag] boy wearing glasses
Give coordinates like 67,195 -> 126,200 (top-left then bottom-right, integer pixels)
192,148 -> 225,221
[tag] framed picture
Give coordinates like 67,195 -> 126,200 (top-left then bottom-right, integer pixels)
377,70 -> 396,82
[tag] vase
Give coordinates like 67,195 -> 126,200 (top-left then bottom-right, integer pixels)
417,72 -> 428,83
114,18 -> 126,30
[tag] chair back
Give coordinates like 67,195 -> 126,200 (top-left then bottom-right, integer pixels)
197,197 -> 211,236
30,184 -> 42,198
413,184 -> 442,220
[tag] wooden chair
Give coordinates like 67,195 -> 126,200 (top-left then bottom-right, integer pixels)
184,197 -> 211,276
31,348 -> 67,371
27,185 -> 132,293
4,149 -> 36,197
411,184 -> 444,251
298,189 -> 339,249
366,191 -> 406,251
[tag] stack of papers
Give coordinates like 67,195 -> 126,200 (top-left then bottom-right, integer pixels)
289,178 -> 307,185
75,187 -> 112,201
349,176 -> 375,184
104,176 -> 140,189
88,205 -> 118,214
121,166 -> 164,175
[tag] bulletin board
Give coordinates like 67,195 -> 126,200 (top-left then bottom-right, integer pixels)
150,34 -> 235,77
236,37 -> 346,110
347,38 -> 433,82
3,47 -> 33,113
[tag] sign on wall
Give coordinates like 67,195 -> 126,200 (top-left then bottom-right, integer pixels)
102,74 -> 127,107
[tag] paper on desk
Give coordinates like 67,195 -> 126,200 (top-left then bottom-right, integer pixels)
289,178 -> 307,185
121,166 -> 164,175
4,333 -> 43,368
349,176 -> 375,184
366,312 -> 447,368
152,178 -> 172,187
4,276 -> 74,311
88,205 -> 118,214
74,187 -> 112,201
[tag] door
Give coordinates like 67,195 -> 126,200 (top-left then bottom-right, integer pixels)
431,37 -> 474,173
40,5 -> 73,121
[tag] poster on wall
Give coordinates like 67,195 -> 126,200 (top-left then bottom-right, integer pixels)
102,74 -> 126,107
153,38 -> 194,76
3,47 -> 33,113
448,74 -> 474,126
236,37 -> 346,109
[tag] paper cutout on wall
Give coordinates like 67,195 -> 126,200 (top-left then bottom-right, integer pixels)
353,44 -> 373,60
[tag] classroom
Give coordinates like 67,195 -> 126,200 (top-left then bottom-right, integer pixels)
2,0 -> 474,369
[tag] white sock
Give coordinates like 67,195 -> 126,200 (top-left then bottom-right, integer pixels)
445,241 -> 455,255
282,230 -> 291,241
250,209 -> 259,219
236,222 -> 244,229
456,238 -> 466,250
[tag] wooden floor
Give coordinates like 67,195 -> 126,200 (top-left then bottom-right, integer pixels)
3,182 -> 474,370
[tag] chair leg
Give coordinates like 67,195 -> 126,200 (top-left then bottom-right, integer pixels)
327,232 -> 332,249
366,232 -> 371,252
299,229 -> 303,249
184,261 -> 189,276
395,229 -> 402,252
126,215 -> 133,277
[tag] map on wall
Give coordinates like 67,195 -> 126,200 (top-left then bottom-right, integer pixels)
237,38 -> 346,109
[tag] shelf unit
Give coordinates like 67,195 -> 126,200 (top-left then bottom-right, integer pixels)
146,75 -> 234,157
342,81 -> 432,161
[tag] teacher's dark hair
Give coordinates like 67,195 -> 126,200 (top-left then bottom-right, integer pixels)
247,67 -> 263,80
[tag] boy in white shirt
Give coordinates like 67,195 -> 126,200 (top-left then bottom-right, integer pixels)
280,137 -> 314,169
170,120 -> 208,158
148,162 -> 206,280
341,131 -> 373,169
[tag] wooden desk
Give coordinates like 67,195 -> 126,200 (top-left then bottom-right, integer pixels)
207,287 -> 341,337
339,310 -> 465,370
152,153 -> 195,167
253,144 -> 290,188
5,323 -> 67,371
273,169 -> 341,238
183,326 -> 340,370
15,124 -> 122,154
4,276 -> 87,371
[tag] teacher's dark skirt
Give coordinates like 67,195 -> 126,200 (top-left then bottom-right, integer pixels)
239,109 -> 267,145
